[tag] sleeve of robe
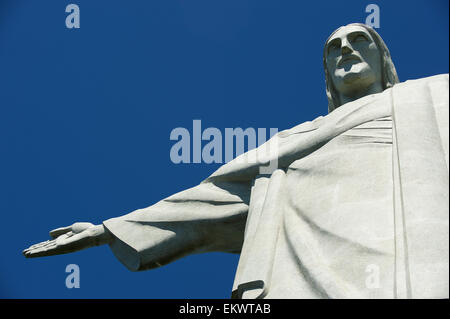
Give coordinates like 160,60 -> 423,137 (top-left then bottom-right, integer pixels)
102,179 -> 251,271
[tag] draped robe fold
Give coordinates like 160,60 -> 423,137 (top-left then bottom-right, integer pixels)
103,74 -> 449,299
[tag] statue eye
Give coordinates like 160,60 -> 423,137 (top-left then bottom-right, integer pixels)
353,34 -> 367,42
327,41 -> 340,54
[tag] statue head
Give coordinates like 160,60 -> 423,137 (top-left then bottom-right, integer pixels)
323,23 -> 399,113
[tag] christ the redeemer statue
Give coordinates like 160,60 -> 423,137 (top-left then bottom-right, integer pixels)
23,23 -> 449,299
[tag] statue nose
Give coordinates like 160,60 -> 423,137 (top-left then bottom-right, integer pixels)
341,38 -> 353,55
341,44 -> 352,55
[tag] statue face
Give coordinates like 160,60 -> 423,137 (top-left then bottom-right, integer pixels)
325,25 -> 382,97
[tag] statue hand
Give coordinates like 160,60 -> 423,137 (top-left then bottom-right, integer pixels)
23,222 -> 112,258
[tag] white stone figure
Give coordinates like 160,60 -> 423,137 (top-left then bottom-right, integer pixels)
23,23 -> 449,299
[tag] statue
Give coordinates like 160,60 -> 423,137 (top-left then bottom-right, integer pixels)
23,23 -> 449,299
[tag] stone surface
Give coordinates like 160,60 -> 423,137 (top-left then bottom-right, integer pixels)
23,23 -> 449,299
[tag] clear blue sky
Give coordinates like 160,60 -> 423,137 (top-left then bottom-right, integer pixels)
1,0 -> 448,298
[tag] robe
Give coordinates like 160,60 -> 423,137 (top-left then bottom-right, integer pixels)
103,74 -> 449,299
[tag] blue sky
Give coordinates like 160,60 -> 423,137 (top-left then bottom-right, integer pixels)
0,0 -> 448,298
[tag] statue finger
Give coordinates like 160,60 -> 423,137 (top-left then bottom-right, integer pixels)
23,240 -> 53,252
23,242 -> 58,258
23,241 -> 48,251
27,238 -> 77,257
25,240 -> 56,252
71,222 -> 94,234
23,239 -> 60,254
49,225 -> 73,238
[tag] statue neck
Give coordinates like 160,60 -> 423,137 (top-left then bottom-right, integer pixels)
338,81 -> 384,106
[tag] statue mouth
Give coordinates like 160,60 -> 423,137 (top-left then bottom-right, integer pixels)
338,55 -> 361,67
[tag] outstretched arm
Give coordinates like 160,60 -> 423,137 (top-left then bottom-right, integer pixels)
103,179 -> 251,271
23,178 -> 251,271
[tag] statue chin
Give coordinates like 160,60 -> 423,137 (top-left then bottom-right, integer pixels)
342,62 -> 369,83
342,71 -> 363,85
335,64 -> 377,96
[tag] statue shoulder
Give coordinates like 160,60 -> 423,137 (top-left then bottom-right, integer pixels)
277,116 -> 325,138
395,73 -> 448,88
